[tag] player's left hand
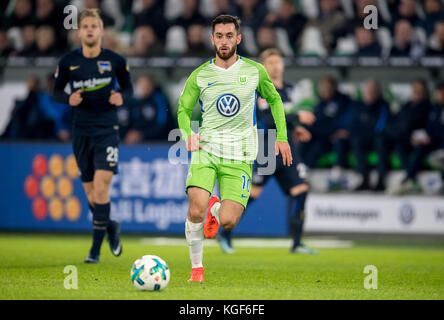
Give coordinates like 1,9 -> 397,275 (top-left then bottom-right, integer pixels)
275,141 -> 293,167
109,90 -> 123,106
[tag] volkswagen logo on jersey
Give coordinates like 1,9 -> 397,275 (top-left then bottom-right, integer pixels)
216,94 -> 240,117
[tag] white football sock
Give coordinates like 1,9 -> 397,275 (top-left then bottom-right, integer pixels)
185,219 -> 204,269
210,201 -> 221,224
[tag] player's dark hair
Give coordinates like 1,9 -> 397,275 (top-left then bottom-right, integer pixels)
211,15 -> 241,34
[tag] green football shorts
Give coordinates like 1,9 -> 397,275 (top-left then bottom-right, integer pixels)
185,149 -> 253,208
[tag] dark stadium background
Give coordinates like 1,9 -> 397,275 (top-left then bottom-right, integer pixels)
0,0 -> 443,238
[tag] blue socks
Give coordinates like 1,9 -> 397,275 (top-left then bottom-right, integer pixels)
90,202 -> 110,258
289,192 -> 307,250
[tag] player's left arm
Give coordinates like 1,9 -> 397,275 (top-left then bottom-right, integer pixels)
256,64 -> 293,166
110,56 -> 134,106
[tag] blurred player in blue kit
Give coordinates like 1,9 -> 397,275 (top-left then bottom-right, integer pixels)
53,9 -> 133,263
219,48 -> 318,255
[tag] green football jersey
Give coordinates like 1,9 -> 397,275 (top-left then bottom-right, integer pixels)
177,55 -> 287,162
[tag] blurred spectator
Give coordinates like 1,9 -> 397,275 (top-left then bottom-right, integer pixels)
171,0 -> 207,31
127,25 -> 164,56
388,82 -> 444,195
349,80 -> 389,191
390,19 -> 424,58
350,0 -> 385,27
256,26 -> 277,53
36,0 -> 58,27
35,26 -> 59,56
264,0 -> 307,53
133,0 -> 168,41
354,25 -> 382,56
103,28 -> 126,54
83,0 -> 116,28
299,77 -> 351,172
40,73 -> 71,142
36,0 -> 67,52
421,0 -> 444,37
212,0 -> 236,18
19,24 -> 36,56
1,76 -> 55,140
426,19 -> 444,56
306,0 -> 348,54
0,29 -> 15,56
4,0 -> 35,29
426,82 -> 444,194
120,75 -> 171,144
233,0 -> 267,33
183,23 -> 212,57
382,80 -> 432,192
390,0 -> 423,30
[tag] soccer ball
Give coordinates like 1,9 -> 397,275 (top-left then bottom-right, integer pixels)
131,255 -> 170,291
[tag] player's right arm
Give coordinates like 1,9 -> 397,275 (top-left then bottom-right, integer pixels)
177,70 -> 203,151
53,56 -> 83,107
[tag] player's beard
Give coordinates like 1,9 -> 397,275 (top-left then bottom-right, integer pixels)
215,44 -> 237,61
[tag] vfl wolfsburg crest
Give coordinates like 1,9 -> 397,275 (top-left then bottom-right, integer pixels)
97,61 -> 112,74
239,75 -> 248,84
216,93 -> 240,117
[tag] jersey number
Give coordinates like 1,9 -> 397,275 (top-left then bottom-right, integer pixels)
242,175 -> 250,193
106,147 -> 118,163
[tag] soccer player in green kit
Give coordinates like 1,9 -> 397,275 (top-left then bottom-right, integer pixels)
177,15 -> 292,283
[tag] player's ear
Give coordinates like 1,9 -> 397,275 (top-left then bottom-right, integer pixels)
210,34 -> 215,46
236,33 -> 242,45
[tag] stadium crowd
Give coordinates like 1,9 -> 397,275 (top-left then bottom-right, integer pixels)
2,72 -> 443,194
0,0 -> 443,58
0,0 -> 443,194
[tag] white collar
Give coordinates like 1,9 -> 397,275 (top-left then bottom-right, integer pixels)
211,56 -> 242,72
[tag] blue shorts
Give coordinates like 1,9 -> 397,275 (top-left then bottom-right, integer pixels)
252,135 -> 307,195
72,133 -> 119,182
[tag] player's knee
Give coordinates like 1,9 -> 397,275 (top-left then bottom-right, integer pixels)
188,204 -> 205,223
220,218 -> 237,231
289,184 -> 309,197
93,184 -> 109,203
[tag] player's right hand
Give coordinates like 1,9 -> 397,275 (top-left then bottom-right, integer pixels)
186,134 -> 204,152
69,89 -> 83,106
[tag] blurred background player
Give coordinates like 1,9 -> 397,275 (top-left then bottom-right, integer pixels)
218,48 -> 317,255
53,9 -> 133,263
177,15 -> 292,283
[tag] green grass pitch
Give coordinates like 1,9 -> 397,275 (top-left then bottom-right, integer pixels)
0,233 -> 443,300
